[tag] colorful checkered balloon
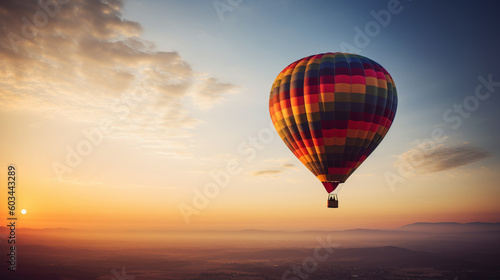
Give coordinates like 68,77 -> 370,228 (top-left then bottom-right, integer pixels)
269,53 -> 398,194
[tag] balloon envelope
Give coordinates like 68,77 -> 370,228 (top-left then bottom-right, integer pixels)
269,52 -> 397,193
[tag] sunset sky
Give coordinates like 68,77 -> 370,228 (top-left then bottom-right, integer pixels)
0,0 -> 499,231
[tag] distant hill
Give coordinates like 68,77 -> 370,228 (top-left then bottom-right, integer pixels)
237,223 -> 500,234
399,222 -> 500,232
2,222 -> 499,236
0,227 -> 73,236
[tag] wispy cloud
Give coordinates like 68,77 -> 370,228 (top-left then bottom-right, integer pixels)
252,169 -> 283,176
190,76 -> 238,110
251,161 -> 296,177
0,0 -> 236,157
396,143 -> 490,174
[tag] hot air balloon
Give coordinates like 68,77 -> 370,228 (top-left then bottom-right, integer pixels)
269,52 -> 397,208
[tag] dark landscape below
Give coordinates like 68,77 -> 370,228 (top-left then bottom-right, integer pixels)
1,222 -> 499,280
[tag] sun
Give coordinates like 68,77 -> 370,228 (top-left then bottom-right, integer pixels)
21,209 -> 27,214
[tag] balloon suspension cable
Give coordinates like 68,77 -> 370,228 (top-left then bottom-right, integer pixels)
327,182 -> 341,208
327,193 -> 339,208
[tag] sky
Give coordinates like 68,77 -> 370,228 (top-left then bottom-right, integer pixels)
0,0 -> 499,231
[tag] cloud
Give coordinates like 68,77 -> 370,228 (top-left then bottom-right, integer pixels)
251,169 -> 283,176
0,0 -> 236,157
190,76 -> 239,110
396,143 -> 490,174
251,161 -> 296,177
